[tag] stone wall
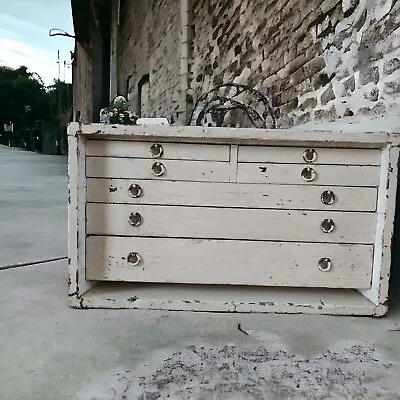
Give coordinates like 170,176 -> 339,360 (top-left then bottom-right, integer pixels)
117,0 -> 183,123
72,42 -> 93,123
190,0 -> 400,127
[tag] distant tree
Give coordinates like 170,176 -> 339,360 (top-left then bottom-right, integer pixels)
0,66 -> 49,131
0,65 -> 72,152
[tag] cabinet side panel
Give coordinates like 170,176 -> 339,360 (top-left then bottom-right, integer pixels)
68,126 -> 95,300
361,145 -> 399,311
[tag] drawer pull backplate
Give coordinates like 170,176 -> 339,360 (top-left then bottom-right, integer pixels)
318,257 -> 332,272
321,190 -> 335,205
128,184 -> 143,198
321,218 -> 335,233
127,252 -> 142,266
301,167 -> 316,182
128,212 -> 143,227
152,162 -> 166,177
150,143 -> 164,158
303,148 -> 317,163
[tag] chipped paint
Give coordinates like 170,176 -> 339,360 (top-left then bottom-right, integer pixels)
69,123 -> 399,315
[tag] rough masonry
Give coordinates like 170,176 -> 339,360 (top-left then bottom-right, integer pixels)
73,0 -> 400,127
190,0 -> 400,127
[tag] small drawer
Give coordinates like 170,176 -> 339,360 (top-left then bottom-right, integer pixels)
86,236 -> 373,289
87,179 -> 378,212
86,157 -> 230,182
86,204 -> 377,244
237,163 -> 380,187
238,146 -> 381,165
86,140 -> 230,161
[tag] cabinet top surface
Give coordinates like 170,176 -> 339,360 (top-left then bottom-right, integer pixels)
68,117 -> 400,147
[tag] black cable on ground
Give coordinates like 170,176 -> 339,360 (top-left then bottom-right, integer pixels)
0,256 -> 68,271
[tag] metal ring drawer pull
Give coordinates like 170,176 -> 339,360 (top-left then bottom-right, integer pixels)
128,212 -> 143,226
152,162 -> 166,177
301,167 -> 316,182
321,190 -> 335,205
127,252 -> 142,266
321,218 -> 335,233
150,143 -> 163,158
303,148 -> 317,163
128,184 -> 143,198
318,258 -> 332,272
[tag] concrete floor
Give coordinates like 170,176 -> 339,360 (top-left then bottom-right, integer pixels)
0,145 -> 67,267
1,145 -> 400,400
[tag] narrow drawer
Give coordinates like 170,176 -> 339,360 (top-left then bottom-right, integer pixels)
238,146 -> 381,165
86,236 -> 374,289
86,140 -> 230,161
86,157 -> 230,182
86,204 -> 377,244
237,163 -> 380,187
87,179 -> 378,212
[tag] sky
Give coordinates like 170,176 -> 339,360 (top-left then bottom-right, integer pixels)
0,0 -> 74,85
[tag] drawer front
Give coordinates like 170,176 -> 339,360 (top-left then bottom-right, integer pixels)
86,157 -> 230,182
238,146 -> 381,165
87,179 -> 378,212
87,204 -> 376,244
86,140 -> 230,161
86,236 -> 373,289
237,163 -> 380,187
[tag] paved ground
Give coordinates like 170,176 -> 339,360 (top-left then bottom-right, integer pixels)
0,145 -> 67,266
1,144 -> 400,400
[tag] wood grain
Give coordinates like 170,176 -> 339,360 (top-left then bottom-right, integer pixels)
86,236 -> 373,289
86,139 -> 230,161
238,146 -> 381,165
86,156 -> 230,182
237,163 -> 380,187
87,178 -> 378,211
86,203 -> 377,244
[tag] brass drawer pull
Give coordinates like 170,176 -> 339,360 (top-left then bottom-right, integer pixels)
303,148 -> 317,163
301,167 -> 316,182
128,184 -> 142,198
318,258 -> 332,272
321,218 -> 335,233
150,143 -> 163,158
128,212 -> 143,226
127,252 -> 142,266
152,162 -> 166,177
321,190 -> 335,205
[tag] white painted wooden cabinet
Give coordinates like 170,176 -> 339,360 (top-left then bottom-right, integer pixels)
68,122 -> 400,316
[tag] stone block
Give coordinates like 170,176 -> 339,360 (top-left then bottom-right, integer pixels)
321,84 -> 335,105
296,78 -> 315,96
364,88 -> 379,102
359,66 -> 379,85
300,97 -> 317,111
358,102 -> 386,116
343,108 -> 354,117
383,57 -> 400,76
296,112 -> 311,125
280,98 -> 299,115
342,0 -> 359,18
342,75 -> 355,95
290,67 -> 307,86
314,106 -> 337,121
384,81 -> 400,97
303,57 -> 326,78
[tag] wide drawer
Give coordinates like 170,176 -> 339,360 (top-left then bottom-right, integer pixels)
237,163 -> 380,186
86,204 -> 376,244
86,236 -> 373,289
86,140 -> 230,161
86,157 -> 230,182
87,179 -> 378,212
238,146 -> 381,165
